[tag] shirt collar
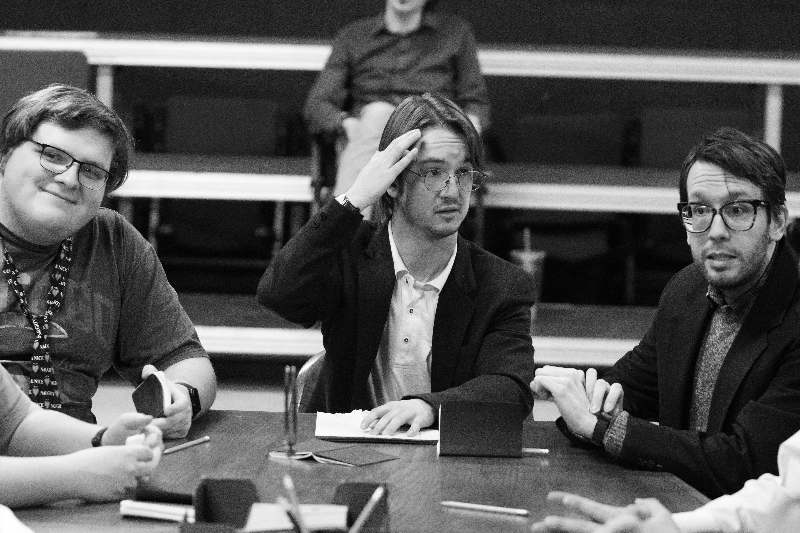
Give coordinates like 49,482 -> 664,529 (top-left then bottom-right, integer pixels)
371,11 -> 441,36
388,221 -> 457,292
0,221 -> 61,255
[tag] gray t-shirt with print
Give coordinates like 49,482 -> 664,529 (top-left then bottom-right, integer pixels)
0,208 -> 207,422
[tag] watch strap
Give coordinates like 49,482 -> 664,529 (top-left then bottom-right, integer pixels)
591,412 -> 613,447
92,426 -> 108,447
341,196 -> 362,215
176,381 -> 201,419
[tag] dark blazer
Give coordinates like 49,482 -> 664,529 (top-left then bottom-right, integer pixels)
604,240 -> 800,497
258,200 -> 536,416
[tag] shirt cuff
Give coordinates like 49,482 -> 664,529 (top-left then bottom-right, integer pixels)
602,410 -> 629,456
671,509 -> 722,533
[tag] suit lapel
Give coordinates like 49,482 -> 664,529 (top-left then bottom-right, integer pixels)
431,237 -> 476,392
707,241 -> 798,431
353,225 -> 396,402
660,279 -> 713,428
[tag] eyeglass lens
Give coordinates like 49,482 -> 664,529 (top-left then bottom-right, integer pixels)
424,169 -> 481,191
680,201 -> 759,232
39,145 -> 109,189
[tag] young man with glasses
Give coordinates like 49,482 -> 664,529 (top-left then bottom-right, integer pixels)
0,85 -> 216,438
532,127 -> 800,498
304,0 -> 489,197
260,93 -> 534,435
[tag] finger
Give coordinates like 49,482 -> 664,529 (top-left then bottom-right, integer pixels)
164,426 -> 190,439
162,396 -> 190,418
161,412 -> 191,438
536,366 -> 580,377
381,411 -> 411,436
406,420 -> 421,437
558,493 -> 623,522
133,459 -> 155,479
534,375 -> 568,396
361,406 -> 388,429
584,368 -> 597,400
632,498 -> 669,518
536,516 -> 599,533
140,364 -> 157,379
604,383 -> 624,414
530,522 -> 550,533
161,409 -> 190,431
595,514 -> 641,533
165,380 -> 190,406
391,144 -> 419,171
143,425 -> 163,449
546,491 -> 580,504
371,411 -> 401,435
367,410 -> 391,434
149,418 -> 169,433
117,412 -> 154,431
590,380 -> 609,413
129,444 -> 155,463
531,521 -> 565,533
530,377 -> 553,399
387,129 -> 421,155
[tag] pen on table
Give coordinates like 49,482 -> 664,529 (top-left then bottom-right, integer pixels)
440,500 -> 530,517
284,365 -> 298,457
277,496 -> 305,533
163,435 -> 210,455
522,447 -> 550,455
282,474 -> 309,533
348,485 -> 385,533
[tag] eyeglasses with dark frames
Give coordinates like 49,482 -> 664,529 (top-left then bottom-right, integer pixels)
27,139 -> 110,191
406,167 -> 485,192
677,199 -> 769,233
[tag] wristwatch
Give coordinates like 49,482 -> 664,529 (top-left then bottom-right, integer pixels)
91,426 -> 108,447
176,382 -> 202,419
555,414 -> 611,450
591,411 -> 613,447
341,196 -> 362,215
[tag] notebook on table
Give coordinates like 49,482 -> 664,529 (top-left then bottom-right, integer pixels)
315,410 -> 439,444
270,439 -> 398,467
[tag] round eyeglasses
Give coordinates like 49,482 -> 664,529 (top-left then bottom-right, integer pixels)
406,168 -> 485,192
677,200 -> 769,233
27,139 -> 111,191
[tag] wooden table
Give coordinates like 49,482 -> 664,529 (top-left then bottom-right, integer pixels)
17,410 -> 708,532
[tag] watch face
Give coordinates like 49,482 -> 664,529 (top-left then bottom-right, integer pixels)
178,383 -> 201,418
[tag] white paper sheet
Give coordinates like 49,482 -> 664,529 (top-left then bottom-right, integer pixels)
315,410 -> 439,443
243,503 -> 347,532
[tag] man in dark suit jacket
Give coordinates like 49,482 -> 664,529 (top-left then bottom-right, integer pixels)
259,93 -> 535,436
532,128 -> 800,497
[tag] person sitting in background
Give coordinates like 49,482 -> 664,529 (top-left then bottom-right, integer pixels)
532,128 -> 800,497
531,428 -> 800,533
260,93 -> 534,435
0,364 -> 162,508
0,84 -> 216,438
304,0 -> 490,198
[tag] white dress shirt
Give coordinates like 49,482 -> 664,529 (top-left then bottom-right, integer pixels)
673,429 -> 800,533
368,222 -> 457,405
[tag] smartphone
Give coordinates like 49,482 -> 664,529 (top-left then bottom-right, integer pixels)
132,371 -> 171,417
